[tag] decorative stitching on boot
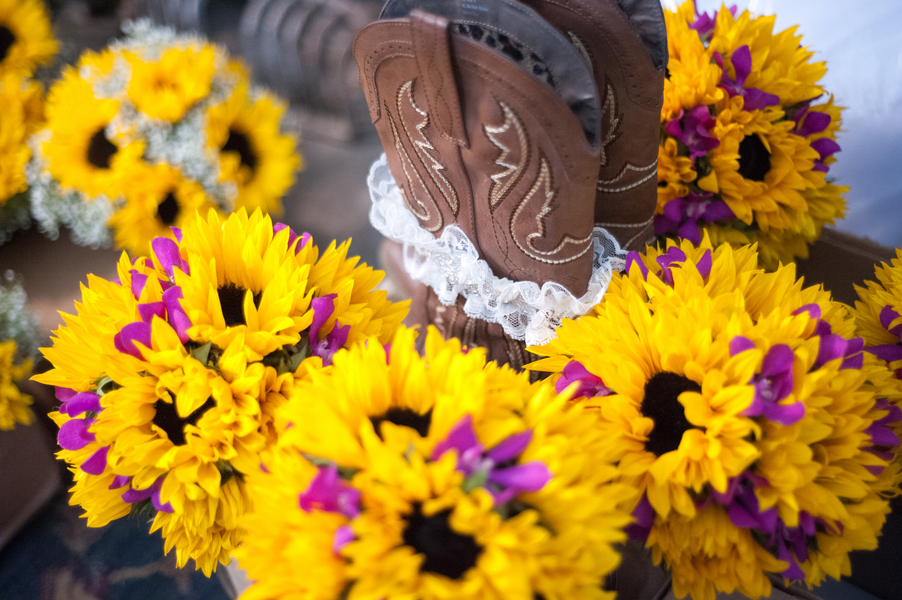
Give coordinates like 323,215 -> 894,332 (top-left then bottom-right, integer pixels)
511,155 -> 593,264
595,159 -> 657,193
484,100 -> 529,211
385,94 -> 443,232
397,80 -> 460,216
598,81 -> 623,167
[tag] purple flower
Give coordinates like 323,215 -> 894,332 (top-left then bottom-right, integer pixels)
332,524 -> 356,557
792,106 -> 831,138
58,390 -> 102,417
810,137 -> 841,173
626,247 -> 711,285
309,294 -> 350,367
735,341 -> 805,426
80,446 -> 109,475
689,3 -> 736,40
813,320 -> 865,370
868,305 -> 902,364
625,251 -> 649,279
665,105 -> 720,161
121,476 -> 173,513
162,286 -> 192,343
151,237 -> 187,279
655,192 -> 735,245
299,464 -> 361,519
433,415 -> 551,505
58,418 -> 96,451
274,223 -> 312,255
714,46 -> 780,112
625,494 -> 654,542
113,321 -> 153,360
864,399 -> 902,475
555,361 -> 610,399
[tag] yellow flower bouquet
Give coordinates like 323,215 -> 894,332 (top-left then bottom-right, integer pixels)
34,209 -> 407,574
529,237 -> 902,600
26,19 -> 301,256
0,274 -> 40,431
655,1 -> 847,269
235,326 -> 634,600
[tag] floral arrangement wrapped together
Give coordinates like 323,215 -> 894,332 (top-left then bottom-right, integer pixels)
34,209 -> 407,574
0,0 -> 56,244
27,19 -> 301,255
854,248 -> 902,475
528,236 -> 902,600
235,326 -> 634,600
0,273 -> 41,431
656,1 -> 847,269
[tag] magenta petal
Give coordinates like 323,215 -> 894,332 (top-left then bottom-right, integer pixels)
677,219 -> 702,246
793,304 -> 822,319
138,302 -> 166,323
762,400 -> 805,426
80,446 -> 109,475
332,525 -> 356,557
797,111 -> 831,137
817,334 -> 847,367
162,286 -> 191,343
664,116 -> 684,139
695,249 -> 712,279
487,430 -> 533,463
58,418 -> 96,450
151,478 -> 174,513
300,232 -> 313,250
433,415 -> 479,461
130,271 -> 149,300
121,486 -> 154,504
114,321 -> 153,360
730,45 -> 752,86
702,201 -> 735,222
810,137 -> 841,160
61,392 -> 102,417
488,461 -> 552,492
761,345 -> 793,377
730,336 -> 755,356
869,344 -> 902,362
879,305 -> 902,336
625,251 -> 649,279
868,424 -> 901,447
728,503 -> 759,529
170,227 -> 183,242
309,294 -> 337,346
299,465 -> 361,519
56,387 -> 77,403
109,475 -> 131,490
152,237 -> 183,277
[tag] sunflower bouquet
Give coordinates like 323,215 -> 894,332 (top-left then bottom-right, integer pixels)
0,0 -> 56,244
34,209 -> 407,574
26,19 -> 301,255
853,248 -> 902,470
655,1 -> 847,270
234,326 -> 635,600
0,273 -> 41,431
528,236 -> 902,600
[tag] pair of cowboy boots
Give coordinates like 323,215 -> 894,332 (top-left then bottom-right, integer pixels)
355,0 -> 667,369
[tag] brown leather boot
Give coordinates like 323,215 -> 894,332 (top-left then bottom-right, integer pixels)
355,0 -> 602,296
519,0 -> 668,251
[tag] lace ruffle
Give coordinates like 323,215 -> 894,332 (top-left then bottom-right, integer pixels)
367,154 -> 627,346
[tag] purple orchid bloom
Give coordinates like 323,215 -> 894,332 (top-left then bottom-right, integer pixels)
792,106 -> 831,138
655,192 -> 735,245
810,138 -> 841,173
113,321 -> 153,360
625,247 -> 711,285
299,464 -> 361,520
115,284 -> 192,359
332,524 -> 356,557
556,361 -> 610,399
625,251 -> 650,279
309,294 -> 350,367
868,305 -> 902,364
58,417 -> 96,451
80,446 -> 110,475
57,390 -> 102,417
151,237 -> 187,279
813,320 -> 865,370
865,399 -> 902,463
162,286 -> 191,343
731,339 -> 804,425
665,105 -> 720,161
433,415 -> 552,506
714,46 -> 780,112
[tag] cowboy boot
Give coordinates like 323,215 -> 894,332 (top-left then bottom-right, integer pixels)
519,0 -> 668,251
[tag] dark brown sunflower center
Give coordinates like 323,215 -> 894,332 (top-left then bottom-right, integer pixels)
0,26 -> 15,63
152,397 -> 215,446
217,284 -> 262,327
402,503 -> 482,579
222,129 -> 257,173
737,134 -> 771,182
641,372 -> 702,457
370,407 -> 433,440
156,191 -> 180,226
87,128 -> 118,169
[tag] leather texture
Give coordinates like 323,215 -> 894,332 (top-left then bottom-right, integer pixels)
354,6 -> 601,296
520,0 -> 667,251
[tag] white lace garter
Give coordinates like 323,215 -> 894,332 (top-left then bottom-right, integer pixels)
367,154 -> 627,347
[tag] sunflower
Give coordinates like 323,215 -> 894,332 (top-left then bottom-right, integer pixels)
529,236 -> 902,599
41,66 -> 145,200
36,209 -> 407,575
125,44 -> 218,123
236,326 -> 634,600
0,339 -> 33,430
656,2 -> 846,269
108,163 -> 221,256
205,83 -> 300,215
0,0 -> 57,78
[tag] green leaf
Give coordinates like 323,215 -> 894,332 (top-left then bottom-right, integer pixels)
462,469 -> 489,494
191,342 -> 212,365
